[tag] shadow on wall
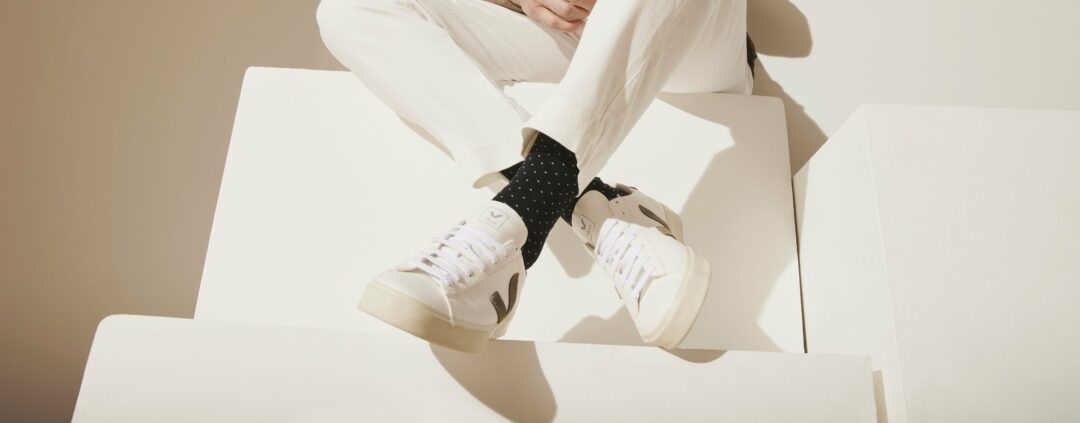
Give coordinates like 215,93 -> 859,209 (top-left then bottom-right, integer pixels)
540,92 -> 790,353
539,96 -> 804,355
748,0 -> 827,173
657,92 -> 787,354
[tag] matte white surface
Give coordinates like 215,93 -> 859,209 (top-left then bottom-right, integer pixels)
72,315 -> 875,422
794,105 -> 1080,423
195,67 -> 803,352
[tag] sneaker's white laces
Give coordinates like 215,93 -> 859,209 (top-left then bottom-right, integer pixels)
595,219 -> 658,302
407,223 -> 509,287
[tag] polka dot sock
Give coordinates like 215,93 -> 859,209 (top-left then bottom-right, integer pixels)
498,163 -> 630,227
493,133 -> 580,269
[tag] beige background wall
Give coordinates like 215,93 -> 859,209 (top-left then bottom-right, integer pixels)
0,1 -> 340,421
1,0 -> 1078,421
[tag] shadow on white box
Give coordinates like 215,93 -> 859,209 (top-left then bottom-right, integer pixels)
73,315 -> 876,422
196,67 -> 803,353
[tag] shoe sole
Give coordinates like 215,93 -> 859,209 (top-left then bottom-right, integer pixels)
641,246 -> 711,349
358,282 -> 509,354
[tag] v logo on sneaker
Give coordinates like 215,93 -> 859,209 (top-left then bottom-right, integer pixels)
577,215 -> 596,239
480,206 -> 508,229
638,205 -> 676,239
490,273 -> 520,323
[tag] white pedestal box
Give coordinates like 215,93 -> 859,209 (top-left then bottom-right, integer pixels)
72,315 -> 876,422
196,67 -> 803,353
794,105 -> 1080,423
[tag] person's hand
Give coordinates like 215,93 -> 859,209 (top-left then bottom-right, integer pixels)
512,0 -> 596,32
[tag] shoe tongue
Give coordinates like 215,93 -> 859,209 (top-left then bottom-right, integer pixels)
571,190 -> 614,246
467,200 -> 527,249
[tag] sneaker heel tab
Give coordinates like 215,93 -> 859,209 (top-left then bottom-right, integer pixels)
613,182 -> 637,195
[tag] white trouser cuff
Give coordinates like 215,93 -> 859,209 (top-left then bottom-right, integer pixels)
522,92 -> 608,197
458,137 -> 527,189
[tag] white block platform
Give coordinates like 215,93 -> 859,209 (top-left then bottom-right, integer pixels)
794,105 -> 1080,422
72,315 -> 876,422
196,67 -> 803,352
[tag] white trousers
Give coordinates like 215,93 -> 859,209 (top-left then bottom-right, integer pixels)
317,0 -> 752,195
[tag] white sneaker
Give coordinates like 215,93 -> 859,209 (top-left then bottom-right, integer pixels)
570,185 -> 710,349
359,200 -> 527,353
570,183 -> 684,246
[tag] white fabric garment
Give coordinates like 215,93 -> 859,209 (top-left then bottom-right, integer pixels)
317,0 -> 753,195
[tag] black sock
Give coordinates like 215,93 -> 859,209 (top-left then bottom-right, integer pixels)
493,133 -> 579,268
498,161 -> 523,181
498,161 -> 629,225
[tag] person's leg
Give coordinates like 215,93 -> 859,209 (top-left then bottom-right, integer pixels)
502,0 -> 753,230
319,0 -> 594,268
518,0 -> 750,349
556,0 -> 752,231
499,162 -> 625,223
523,0 -> 752,196
318,0 -> 598,352
319,0 -> 750,265
318,0 -> 749,220
489,0 -> 752,268
320,0 -> 751,351
316,0 -> 573,190
491,133 -> 580,267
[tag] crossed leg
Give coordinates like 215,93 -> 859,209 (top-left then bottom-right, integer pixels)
316,0 -> 751,194
317,0 -> 752,352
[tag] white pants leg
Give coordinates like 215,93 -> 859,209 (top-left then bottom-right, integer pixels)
317,0 -> 751,195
